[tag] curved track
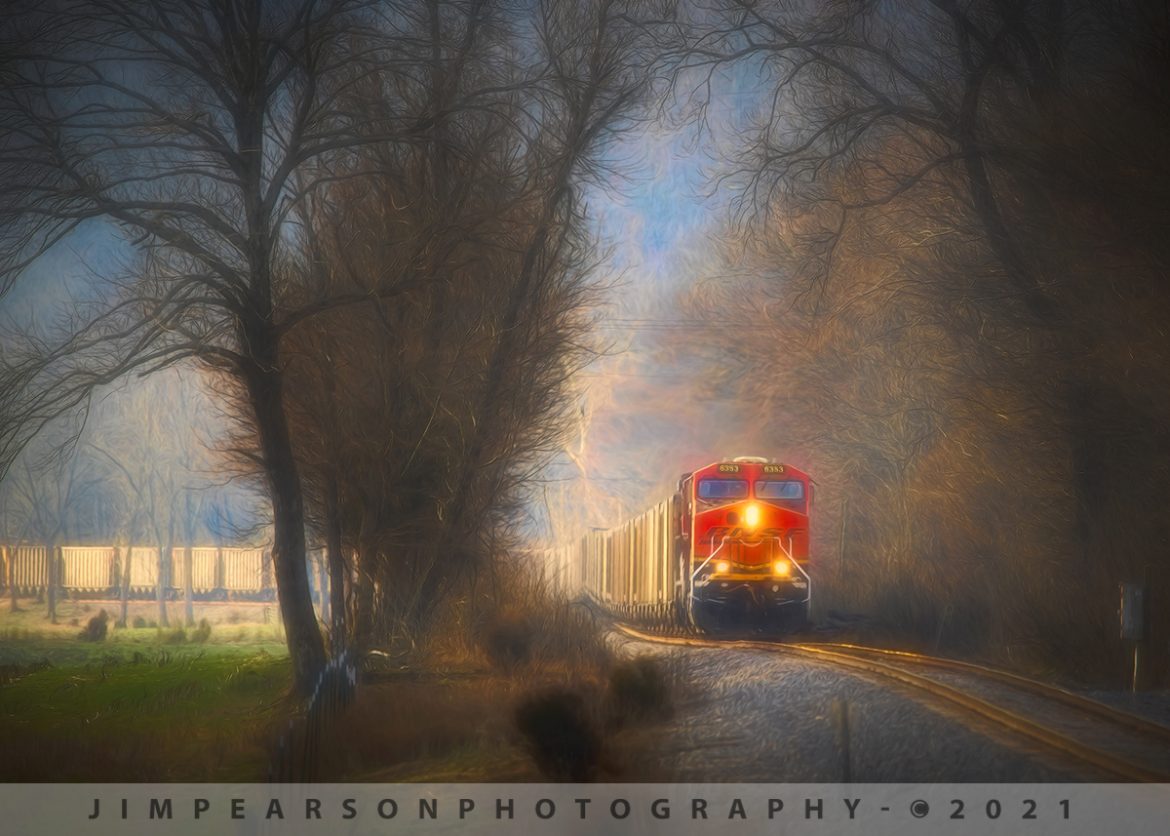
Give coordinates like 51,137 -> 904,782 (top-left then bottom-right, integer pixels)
614,624 -> 1170,782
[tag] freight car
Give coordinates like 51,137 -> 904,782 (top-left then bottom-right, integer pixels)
546,457 -> 812,631
0,545 -> 274,601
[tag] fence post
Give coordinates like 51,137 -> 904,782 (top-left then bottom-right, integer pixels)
1120,581 -> 1147,692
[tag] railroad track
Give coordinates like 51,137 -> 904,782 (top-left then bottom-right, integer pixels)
614,624 -> 1170,782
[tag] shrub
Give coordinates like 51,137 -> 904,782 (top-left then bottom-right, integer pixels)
163,627 -> 187,645
514,689 -> 601,781
132,616 -> 147,629
483,610 -> 533,671
606,656 -> 671,728
78,610 -> 109,643
191,618 -> 212,644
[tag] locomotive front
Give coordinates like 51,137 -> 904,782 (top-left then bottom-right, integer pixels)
679,457 -> 811,630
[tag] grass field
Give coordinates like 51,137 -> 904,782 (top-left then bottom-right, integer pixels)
0,598 -> 291,780
0,596 -> 668,782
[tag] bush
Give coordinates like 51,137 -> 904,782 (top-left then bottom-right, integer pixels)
191,618 -> 212,644
132,616 -> 147,629
606,656 -> 670,727
482,610 -> 533,671
163,627 -> 187,645
514,689 -> 601,781
78,610 -> 109,643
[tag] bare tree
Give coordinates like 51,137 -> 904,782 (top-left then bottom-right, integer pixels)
87,369 -> 225,627
0,0 -> 412,691
0,424 -> 105,622
668,0 -> 1170,675
273,0 -> 670,647
406,0 -> 667,626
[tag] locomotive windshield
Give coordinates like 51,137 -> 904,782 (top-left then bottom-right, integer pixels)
755,480 -> 805,500
697,478 -> 749,500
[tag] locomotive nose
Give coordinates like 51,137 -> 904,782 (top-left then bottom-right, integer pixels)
744,503 -> 761,530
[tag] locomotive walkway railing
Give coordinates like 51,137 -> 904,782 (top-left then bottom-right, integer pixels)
687,535 -> 811,628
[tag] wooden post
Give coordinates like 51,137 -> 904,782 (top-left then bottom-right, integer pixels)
1120,581 -> 1146,692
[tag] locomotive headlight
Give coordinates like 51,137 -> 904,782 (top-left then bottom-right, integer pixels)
744,503 -> 761,529
714,560 -> 731,574
772,560 -> 791,577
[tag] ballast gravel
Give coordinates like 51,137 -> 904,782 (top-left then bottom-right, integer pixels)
613,639 -> 1089,782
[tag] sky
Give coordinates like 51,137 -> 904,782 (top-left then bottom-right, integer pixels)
535,61 -> 776,540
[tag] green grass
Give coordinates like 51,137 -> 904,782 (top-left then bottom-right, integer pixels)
0,632 -> 287,668
0,600 -> 292,780
0,648 -> 291,780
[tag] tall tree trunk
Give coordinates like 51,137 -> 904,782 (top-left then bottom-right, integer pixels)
45,543 -> 57,623
316,550 -> 329,631
352,539 -> 376,650
953,13 -> 1055,322
182,546 -> 194,627
5,545 -> 15,612
119,545 -> 131,627
156,543 -> 169,628
234,44 -> 326,691
311,331 -> 348,651
424,45 -> 606,617
242,353 -> 327,695
325,476 -> 347,649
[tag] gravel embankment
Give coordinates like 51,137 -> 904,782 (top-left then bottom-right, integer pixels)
610,637 -> 1090,782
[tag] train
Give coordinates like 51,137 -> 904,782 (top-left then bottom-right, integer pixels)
0,545 -> 276,601
545,456 -> 813,631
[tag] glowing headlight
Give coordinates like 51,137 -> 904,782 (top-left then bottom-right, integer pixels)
772,560 -> 791,577
744,503 -> 761,529
714,560 -> 731,574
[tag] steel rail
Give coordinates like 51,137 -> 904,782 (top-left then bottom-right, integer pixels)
800,641 -> 1170,744
613,624 -> 1170,782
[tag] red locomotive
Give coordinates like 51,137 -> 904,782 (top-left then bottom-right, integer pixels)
679,456 -> 812,629
546,456 -> 812,631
